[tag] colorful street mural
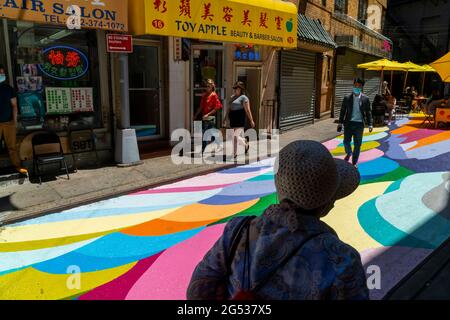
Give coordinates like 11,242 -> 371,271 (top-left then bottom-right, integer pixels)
0,114 -> 449,300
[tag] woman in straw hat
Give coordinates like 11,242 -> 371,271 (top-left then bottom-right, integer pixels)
188,140 -> 368,300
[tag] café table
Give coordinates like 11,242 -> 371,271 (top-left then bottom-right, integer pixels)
414,97 -> 428,113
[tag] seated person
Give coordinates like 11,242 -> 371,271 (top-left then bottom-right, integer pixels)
372,94 -> 387,126
385,94 -> 397,125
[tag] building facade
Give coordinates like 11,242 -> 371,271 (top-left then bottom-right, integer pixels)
0,1 -> 128,171
299,0 -> 393,120
384,0 -> 450,94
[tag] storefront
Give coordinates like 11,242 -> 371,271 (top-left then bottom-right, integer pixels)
278,14 -> 336,132
333,48 -> 385,118
126,0 -> 298,151
0,0 -> 128,170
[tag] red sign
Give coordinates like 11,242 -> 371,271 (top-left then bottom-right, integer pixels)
107,34 -> 133,53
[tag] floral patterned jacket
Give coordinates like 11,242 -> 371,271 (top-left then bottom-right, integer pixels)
187,203 -> 369,300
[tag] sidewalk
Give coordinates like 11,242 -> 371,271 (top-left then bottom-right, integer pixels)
0,118 -> 339,226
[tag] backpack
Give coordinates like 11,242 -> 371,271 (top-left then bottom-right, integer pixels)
225,216 -> 324,300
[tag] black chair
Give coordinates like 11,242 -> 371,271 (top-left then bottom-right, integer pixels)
32,132 -> 70,184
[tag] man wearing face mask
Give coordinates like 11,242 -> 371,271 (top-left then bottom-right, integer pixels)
337,78 -> 373,168
0,65 -> 28,175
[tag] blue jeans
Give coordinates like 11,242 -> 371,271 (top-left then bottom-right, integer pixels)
343,121 -> 365,165
202,119 -> 216,151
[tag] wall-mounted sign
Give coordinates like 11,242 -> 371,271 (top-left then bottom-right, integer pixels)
106,34 -> 133,53
130,0 -> 297,48
39,46 -> 89,81
0,0 -> 128,32
234,44 -> 261,61
71,88 -> 94,112
46,87 -> 72,114
173,37 -> 183,61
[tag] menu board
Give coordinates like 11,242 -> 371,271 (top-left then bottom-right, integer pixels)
71,88 -> 94,113
45,87 -> 72,114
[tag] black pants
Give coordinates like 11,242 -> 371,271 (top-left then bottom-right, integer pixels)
343,121 -> 365,165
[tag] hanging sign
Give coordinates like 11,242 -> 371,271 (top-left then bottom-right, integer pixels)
0,0 -> 128,32
39,46 -> 89,80
106,34 -> 133,53
130,0 -> 298,48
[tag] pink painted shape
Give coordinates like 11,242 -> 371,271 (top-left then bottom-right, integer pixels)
335,148 -> 384,163
126,224 -> 226,300
131,184 -> 234,195
78,252 -> 163,300
398,129 -> 441,145
323,139 -> 340,151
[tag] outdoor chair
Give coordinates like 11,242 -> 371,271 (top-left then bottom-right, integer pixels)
32,131 -> 70,184
422,104 -> 435,128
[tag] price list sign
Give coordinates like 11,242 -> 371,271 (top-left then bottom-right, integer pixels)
46,87 -> 72,114
71,88 -> 94,112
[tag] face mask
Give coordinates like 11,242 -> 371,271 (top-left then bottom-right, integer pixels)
353,87 -> 362,95
0,75 -> 6,83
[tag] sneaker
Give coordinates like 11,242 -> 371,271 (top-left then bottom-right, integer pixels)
344,154 -> 352,162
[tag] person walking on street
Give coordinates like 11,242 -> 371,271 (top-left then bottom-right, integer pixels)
194,79 -> 223,152
0,65 -> 27,175
338,78 -> 373,168
223,81 -> 255,159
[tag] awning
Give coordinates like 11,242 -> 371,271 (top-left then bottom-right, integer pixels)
129,0 -> 298,48
0,0 -> 128,32
297,14 -> 336,49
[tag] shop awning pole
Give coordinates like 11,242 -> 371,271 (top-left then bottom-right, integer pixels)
119,53 -> 130,129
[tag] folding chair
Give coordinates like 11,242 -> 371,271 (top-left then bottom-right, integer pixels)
422,106 -> 435,128
32,132 -> 70,184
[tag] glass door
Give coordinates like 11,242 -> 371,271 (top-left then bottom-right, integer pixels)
128,42 -> 163,140
191,45 -> 224,131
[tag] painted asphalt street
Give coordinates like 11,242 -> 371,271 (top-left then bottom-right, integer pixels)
0,114 -> 449,300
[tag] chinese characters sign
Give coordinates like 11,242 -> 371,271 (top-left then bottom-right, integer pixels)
0,0 -> 127,32
131,0 -> 298,48
39,46 -> 89,81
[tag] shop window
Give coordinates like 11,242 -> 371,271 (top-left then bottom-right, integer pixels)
7,21 -> 101,134
335,0 -> 348,14
358,0 -> 368,24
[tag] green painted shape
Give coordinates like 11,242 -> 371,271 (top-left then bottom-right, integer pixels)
209,193 -> 279,226
361,166 -> 415,185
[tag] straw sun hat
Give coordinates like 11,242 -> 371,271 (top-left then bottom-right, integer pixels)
275,140 -> 361,210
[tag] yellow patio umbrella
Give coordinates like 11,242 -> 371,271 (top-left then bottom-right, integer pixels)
358,59 -> 408,93
400,61 -> 426,92
430,52 -> 450,82
408,64 -> 437,95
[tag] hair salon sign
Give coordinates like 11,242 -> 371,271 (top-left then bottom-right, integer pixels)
0,0 -> 128,32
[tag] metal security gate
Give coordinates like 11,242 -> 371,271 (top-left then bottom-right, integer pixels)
334,51 -> 381,118
333,51 -> 365,118
279,50 -> 316,132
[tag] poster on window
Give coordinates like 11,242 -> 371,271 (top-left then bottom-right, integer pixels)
71,88 -> 94,113
46,87 -> 72,114
18,92 -> 45,119
17,77 -> 43,93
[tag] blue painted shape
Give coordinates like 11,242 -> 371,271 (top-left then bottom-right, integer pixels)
358,199 -> 435,249
358,157 -> 399,178
32,228 -> 204,274
199,195 -> 263,205
219,166 -> 272,174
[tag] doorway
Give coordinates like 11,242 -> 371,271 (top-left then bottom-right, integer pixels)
190,45 -> 224,131
234,64 -> 262,129
128,41 -> 163,140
